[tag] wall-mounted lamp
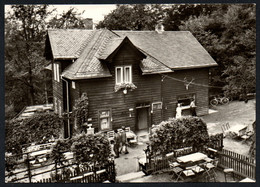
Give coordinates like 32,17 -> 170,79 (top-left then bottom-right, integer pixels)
123,89 -> 127,94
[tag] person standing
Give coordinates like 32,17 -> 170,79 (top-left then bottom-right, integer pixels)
119,126 -> 129,154
114,129 -> 120,158
190,98 -> 197,116
176,103 -> 182,119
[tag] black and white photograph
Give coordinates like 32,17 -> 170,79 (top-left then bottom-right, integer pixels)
4,3 -> 256,183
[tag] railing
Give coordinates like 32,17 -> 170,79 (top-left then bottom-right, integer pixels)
5,149 -> 116,183
218,149 -> 256,180
141,146 -> 256,181
141,147 -> 194,174
36,162 -> 115,183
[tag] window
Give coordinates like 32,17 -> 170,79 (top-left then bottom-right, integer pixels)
177,94 -> 196,107
152,102 -> 163,110
99,110 -> 112,130
115,66 -> 132,84
53,63 -> 56,81
53,63 -> 60,82
72,81 -> 76,89
124,66 -> 132,83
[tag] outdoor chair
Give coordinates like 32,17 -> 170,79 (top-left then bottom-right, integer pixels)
204,158 -> 219,182
107,131 -> 115,143
224,168 -> 235,182
171,166 -> 184,182
221,122 -> 230,137
125,127 -> 131,132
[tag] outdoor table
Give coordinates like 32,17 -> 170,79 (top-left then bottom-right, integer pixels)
227,124 -> 247,137
177,152 -> 208,163
239,177 -> 255,182
30,149 -> 51,157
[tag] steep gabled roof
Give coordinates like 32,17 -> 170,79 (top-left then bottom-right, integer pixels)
46,29 -> 217,80
113,31 -> 217,70
61,30 -> 115,80
47,29 -> 94,59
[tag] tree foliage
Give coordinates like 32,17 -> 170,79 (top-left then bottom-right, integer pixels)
5,5 -> 93,119
96,4 -> 166,30
71,132 -> 112,168
179,4 -> 256,98
149,117 -> 209,155
5,5 -> 53,117
48,7 -> 92,29
73,93 -> 89,130
5,112 -> 64,154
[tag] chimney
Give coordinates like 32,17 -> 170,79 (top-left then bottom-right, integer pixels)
155,20 -> 164,34
83,18 -> 94,30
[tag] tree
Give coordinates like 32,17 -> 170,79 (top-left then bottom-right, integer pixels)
179,4 -> 256,98
163,4 -> 221,31
96,4 -> 166,30
73,93 -> 89,131
5,5 -> 52,117
48,7 -> 93,29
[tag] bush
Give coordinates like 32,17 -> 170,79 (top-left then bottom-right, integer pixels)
71,132 -> 112,168
149,117 -> 209,155
73,93 -> 89,131
5,112 -> 64,154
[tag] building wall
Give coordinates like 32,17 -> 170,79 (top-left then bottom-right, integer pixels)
75,43 -> 163,132
162,68 -> 209,120
52,60 -> 73,114
52,61 -> 63,114
57,44 -> 210,132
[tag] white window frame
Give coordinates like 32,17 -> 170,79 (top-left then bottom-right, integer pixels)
99,109 -> 112,131
115,67 -> 123,85
53,63 -> 57,81
124,66 -> 132,83
72,81 -> 76,89
152,102 -> 163,111
56,63 -> 60,82
115,65 -> 132,85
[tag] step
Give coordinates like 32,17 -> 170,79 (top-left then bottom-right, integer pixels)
116,171 -> 145,182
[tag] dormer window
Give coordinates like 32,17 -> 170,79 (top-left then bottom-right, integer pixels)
115,65 -> 132,84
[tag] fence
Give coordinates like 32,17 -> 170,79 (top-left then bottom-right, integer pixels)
218,149 -> 256,180
141,146 -> 255,181
36,162 -> 116,183
141,147 -> 194,174
5,149 -> 116,183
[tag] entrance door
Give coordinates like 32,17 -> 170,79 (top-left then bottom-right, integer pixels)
137,108 -> 148,130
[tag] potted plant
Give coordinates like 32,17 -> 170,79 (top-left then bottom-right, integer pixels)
114,83 -> 137,93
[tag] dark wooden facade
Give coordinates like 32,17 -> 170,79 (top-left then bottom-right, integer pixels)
52,41 -> 210,133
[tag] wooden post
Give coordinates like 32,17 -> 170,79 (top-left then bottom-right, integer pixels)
26,153 -> 32,183
55,161 -> 58,182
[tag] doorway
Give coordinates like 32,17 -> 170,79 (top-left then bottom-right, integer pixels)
136,107 -> 149,130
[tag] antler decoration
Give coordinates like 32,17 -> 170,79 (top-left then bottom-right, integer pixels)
184,77 -> 195,90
